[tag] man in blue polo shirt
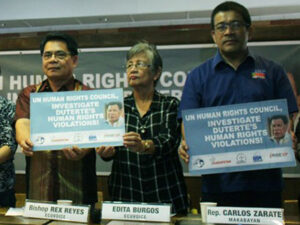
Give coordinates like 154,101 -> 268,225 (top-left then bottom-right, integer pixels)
178,1 -> 298,208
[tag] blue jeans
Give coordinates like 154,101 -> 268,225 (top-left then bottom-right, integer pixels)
0,189 -> 16,207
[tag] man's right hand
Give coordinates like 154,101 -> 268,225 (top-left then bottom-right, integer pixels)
178,139 -> 189,163
19,139 -> 34,156
16,118 -> 34,156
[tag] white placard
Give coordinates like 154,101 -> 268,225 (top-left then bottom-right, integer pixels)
102,201 -> 171,222
206,206 -> 284,224
23,201 -> 90,223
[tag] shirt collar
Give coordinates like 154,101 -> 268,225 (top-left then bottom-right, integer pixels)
212,49 -> 256,70
128,90 -> 161,113
38,78 -> 76,92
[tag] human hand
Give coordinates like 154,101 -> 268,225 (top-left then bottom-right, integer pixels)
123,132 -> 144,153
62,146 -> 90,160
19,138 -> 34,157
95,146 -> 116,158
178,139 -> 189,163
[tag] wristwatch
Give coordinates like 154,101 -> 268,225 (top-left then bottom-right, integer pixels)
143,140 -> 151,152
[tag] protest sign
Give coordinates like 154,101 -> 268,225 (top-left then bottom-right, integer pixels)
30,88 -> 125,150
183,99 -> 296,174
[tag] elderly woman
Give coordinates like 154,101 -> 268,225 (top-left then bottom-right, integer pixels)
97,42 -> 188,214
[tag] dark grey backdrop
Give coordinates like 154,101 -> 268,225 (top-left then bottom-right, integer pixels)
1,42 -> 299,176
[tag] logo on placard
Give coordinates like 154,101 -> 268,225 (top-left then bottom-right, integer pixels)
89,135 -> 97,141
193,159 -> 204,168
35,136 -> 45,145
270,152 -> 288,158
236,153 -> 247,164
73,134 -> 83,142
253,153 -> 263,162
51,138 -> 69,143
210,156 -> 231,165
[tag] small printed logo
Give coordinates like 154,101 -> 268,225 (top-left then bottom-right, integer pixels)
51,138 -> 69,143
35,136 -> 45,145
236,153 -> 247,164
253,153 -> 263,162
73,134 -> 83,142
89,135 -> 97,141
270,152 -> 288,158
193,159 -> 205,168
252,70 -> 266,79
210,156 -> 231,165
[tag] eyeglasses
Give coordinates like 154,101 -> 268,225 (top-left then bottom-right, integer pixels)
126,61 -> 151,70
42,51 -> 71,60
214,21 -> 248,33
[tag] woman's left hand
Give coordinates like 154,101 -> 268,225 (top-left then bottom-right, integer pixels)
123,132 -> 144,153
62,146 -> 90,160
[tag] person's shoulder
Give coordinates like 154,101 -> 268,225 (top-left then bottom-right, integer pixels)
252,54 -> 284,69
190,57 -> 214,74
76,79 -> 92,90
19,84 -> 39,96
187,57 -> 215,83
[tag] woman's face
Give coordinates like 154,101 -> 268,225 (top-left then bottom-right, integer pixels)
126,53 -> 159,88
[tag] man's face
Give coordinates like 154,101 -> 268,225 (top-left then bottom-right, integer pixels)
211,10 -> 250,57
107,104 -> 121,123
42,40 -> 78,81
271,119 -> 287,141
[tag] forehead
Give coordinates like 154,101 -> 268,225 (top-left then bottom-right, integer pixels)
272,119 -> 284,124
108,104 -> 119,109
128,52 -> 150,62
44,40 -> 68,52
214,10 -> 244,24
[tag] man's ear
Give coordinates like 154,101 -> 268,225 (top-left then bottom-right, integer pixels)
247,27 -> 253,41
211,30 -> 217,44
72,55 -> 79,68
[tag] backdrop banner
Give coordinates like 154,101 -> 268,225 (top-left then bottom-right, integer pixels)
2,41 -> 300,174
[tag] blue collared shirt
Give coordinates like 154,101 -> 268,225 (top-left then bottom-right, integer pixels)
179,50 -> 298,193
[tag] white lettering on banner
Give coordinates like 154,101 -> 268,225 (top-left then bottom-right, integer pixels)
9,75 -> 45,90
161,71 -> 172,87
10,75 -> 22,90
115,72 -> 127,88
6,92 -> 18,102
82,73 -> 128,89
159,90 -> 182,99
82,74 -> 94,88
102,73 -> 114,88
173,71 -> 186,87
160,71 -> 187,87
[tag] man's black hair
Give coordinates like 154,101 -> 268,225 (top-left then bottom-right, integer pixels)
40,32 -> 78,56
211,1 -> 251,30
107,101 -> 123,110
270,115 -> 289,125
